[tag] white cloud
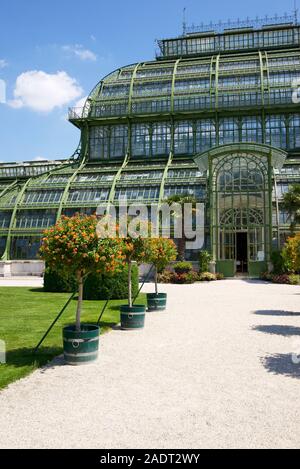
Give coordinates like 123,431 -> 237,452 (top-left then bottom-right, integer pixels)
62,44 -> 97,61
0,59 -> 8,69
8,70 -> 83,112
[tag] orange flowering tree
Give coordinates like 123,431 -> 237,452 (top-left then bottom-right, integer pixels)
145,238 -> 177,294
40,215 -> 125,331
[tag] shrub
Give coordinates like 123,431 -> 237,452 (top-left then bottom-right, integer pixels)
199,250 -> 212,273
43,267 -> 77,293
215,273 -> 224,280
271,250 -> 287,274
272,274 -> 292,284
281,234 -> 300,274
83,264 -> 139,300
260,271 -> 272,282
171,271 -> 198,284
288,274 -> 300,285
173,261 -> 193,274
44,265 -> 139,299
198,272 -> 216,281
260,272 -> 300,285
157,269 -> 198,284
157,271 -> 173,284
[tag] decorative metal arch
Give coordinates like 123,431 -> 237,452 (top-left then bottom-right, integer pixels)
193,142 -> 287,173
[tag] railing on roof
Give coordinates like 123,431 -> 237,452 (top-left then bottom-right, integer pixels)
184,12 -> 298,35
68,107 -> 88,120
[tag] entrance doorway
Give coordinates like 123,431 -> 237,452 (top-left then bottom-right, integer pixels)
236,232 -> 248,273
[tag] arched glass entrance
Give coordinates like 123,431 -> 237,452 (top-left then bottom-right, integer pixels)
213,153 -> 268,275
194,143 -> 287,277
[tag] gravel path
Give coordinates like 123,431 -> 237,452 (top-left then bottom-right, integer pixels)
0,276 -> 43,287
0,279 -> 300,449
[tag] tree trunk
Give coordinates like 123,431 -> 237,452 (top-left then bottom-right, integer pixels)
154,267 -> 158,295
76,273 -> 83,332
128,260 -> 132,308
178,236 -> 186,261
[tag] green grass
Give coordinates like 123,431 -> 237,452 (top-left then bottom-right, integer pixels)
0,287 -> 146,390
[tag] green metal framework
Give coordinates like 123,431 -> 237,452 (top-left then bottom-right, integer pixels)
0,16 -> 300,271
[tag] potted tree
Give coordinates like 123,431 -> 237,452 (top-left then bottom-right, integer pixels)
40,214 -> 124,365
119,224 -> 149,330
145,237 -> 177,311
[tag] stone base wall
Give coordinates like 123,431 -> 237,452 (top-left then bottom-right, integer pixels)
0,261 -> 45,277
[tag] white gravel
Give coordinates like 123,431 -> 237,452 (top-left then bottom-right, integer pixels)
0,279 -> 300,449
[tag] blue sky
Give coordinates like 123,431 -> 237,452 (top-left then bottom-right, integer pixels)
0,0 -> 296,163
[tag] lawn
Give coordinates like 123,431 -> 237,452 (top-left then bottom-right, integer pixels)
0,287 -> 146,390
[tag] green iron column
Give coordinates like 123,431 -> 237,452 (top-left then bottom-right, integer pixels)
273,168 -> 281,250
171,59 -> 181,114
128,63 -> 141,116
106,153 -> 129,213
56,125 -> 88,220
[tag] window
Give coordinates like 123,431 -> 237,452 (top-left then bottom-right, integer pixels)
42,175 -> 69,184
114,186 -> 160,201
23,190 -> 63,204
163,185 -> 205,199
174,122 -> 194,155
241,116 -> 262,143
0,211 -> 11,229
167,169 -> 203,179
10,236 -> 41,260
195,120 -> 216,152
89,126 -> 109,160
152,123 -> 171,156
101,84 -> 130,98
68,189 -> 109,203
265,115 -> 287,149
131,124 -> 151,157
75,173 -> 115,183
0,237 -> 6,258
110,125 -> 128,158
15,210 -> 56,229
120,171 -> 163,181
175,78 -> 210,92
274,182 -> 290,198
288,115 -> 300,149
89,125 -> 128,160
132,98 -> 171,114
219,118 -> 239,145
133,81 -> 171,96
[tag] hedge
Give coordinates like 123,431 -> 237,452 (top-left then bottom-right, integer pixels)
43,264 -> 139,300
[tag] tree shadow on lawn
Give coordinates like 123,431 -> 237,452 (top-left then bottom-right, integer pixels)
261,353 -> 300,379
5,346 -> 64,370
253,324 -> 300,336
254,310 -> 300,317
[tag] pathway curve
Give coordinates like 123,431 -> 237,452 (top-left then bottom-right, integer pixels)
0,280 -> 300,448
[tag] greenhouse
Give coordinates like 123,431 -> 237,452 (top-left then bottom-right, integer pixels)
1,13 -> 300,277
